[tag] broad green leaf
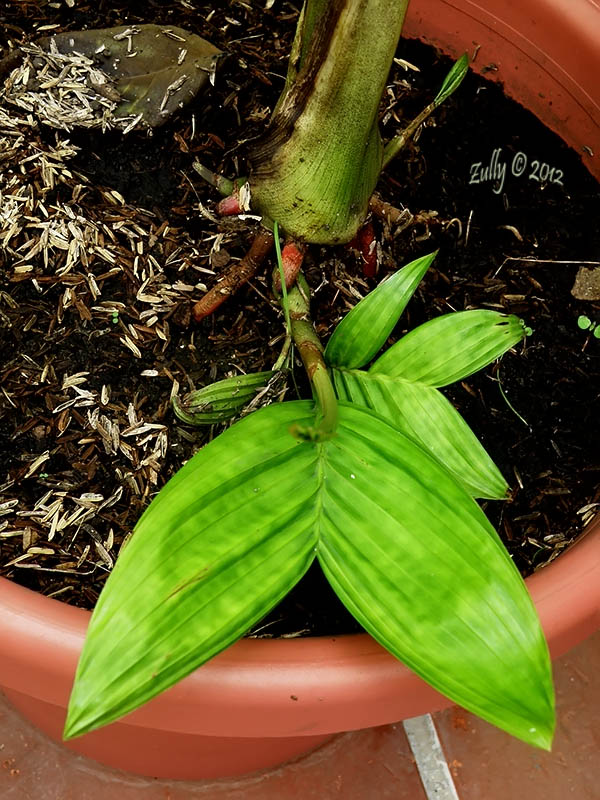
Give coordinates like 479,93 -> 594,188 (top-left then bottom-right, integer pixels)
64,401 -> 320,740
65,401 -> 554,749
434,52 -> 470,106
370,309 -> 526,386
334,368 -> 508,498
317,404 -> 554,749
44,25 -> 222,127
324,252 -> 437,369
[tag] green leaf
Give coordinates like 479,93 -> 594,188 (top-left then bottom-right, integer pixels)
334,368 -> 508,498
370,310 -> 526,386
64,401 -> 320,740
44,25 -> 222,127
317,404 -> 554,749
434,52 -> 470,106
324,252 -> 437,369
65,401 -> 554,750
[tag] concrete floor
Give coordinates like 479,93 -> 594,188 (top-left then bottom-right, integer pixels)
1,631 -> 598,799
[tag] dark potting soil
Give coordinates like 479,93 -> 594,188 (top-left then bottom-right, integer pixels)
0,1 -> 599,637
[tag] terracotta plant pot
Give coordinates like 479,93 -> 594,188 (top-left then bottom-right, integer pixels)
1,0 -> 599,781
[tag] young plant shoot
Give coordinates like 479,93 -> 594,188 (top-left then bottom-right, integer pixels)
64,0 -> 555,751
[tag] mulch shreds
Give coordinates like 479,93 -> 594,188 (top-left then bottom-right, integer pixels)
0,2 -> 599,634
0,1 -> 292,606
0,102 -> 276,603
3,42 -> 128,132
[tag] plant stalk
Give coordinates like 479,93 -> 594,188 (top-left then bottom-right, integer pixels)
192,160 -> 234,197
382,53 -> 469,168
285,273 -> 338,440
249,0 -> 409,244
382,101 -> 436,168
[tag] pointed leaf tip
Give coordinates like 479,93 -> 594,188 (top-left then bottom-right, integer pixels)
325,252 -> 437,369
370,309 -> 526,386
64,400 -> 319,739
434,52 -> 470,106
316,403 -> 554,749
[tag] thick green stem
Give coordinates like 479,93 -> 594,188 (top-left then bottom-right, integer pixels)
285,274 -> 338,440
250,0 -> 409,244
278,0 -> 329,106
298,0 -> 331,70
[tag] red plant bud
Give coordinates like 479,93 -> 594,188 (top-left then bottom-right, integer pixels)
346,222 -> 378,278
274,241 -> 305,292
217,194 -> 242,216
357,221 -> 377,278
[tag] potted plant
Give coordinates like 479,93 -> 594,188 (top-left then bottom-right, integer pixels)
1,0 -> 599,781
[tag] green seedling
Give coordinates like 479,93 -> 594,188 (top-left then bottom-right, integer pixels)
578,315 -> 600,338
65,254 -> 554,751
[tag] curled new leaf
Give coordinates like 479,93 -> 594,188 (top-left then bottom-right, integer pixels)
172,371 -> 279,426
370,310 -> 526,386
324,252 -> 437,369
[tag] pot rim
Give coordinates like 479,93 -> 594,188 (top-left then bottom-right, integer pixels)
1,517 -> 598,738
403,0 -> 600,181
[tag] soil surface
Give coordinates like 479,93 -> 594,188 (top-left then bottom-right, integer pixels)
1,1 -> 599,636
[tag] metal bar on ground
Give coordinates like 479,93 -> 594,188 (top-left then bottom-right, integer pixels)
403,714 -> 461,799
